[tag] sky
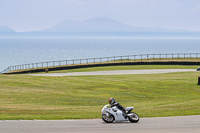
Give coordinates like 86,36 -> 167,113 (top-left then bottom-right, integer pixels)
0,0 -> 200,32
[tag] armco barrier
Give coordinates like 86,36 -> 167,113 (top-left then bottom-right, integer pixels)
1,53 -> 200,74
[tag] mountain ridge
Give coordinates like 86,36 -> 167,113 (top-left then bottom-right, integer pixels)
37,17 -> 191,33
0,26 -> 16,33
0,17 -> 198,35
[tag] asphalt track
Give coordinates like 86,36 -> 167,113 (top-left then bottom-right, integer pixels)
28,69 -> 195,76
1,115 -> 200,133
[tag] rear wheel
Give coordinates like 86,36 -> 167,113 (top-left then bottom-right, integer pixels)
128,112 -> 139,123
102,114 -> 114,123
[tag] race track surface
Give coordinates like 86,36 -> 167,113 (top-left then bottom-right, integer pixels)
1,115 -> 200,133
28,69 -> 195,76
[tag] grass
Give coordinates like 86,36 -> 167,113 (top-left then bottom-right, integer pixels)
43,65 -> 198,73
0,65 -> 200,120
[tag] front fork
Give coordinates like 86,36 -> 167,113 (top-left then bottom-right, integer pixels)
105,111 -> 112,117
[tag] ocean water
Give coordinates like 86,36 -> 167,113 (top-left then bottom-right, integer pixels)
0,38 -> 200,72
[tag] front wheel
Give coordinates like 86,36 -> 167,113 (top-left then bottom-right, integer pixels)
128,112 -> 139,123
102,114 -> 114,123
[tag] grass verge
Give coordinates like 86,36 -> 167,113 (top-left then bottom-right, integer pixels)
0,65 -> 200,120
42,65 -> 198,73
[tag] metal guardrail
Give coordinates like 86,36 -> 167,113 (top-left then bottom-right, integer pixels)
1,53 -> 200,74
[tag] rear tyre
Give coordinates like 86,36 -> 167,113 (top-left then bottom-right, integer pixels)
102,114 -> 114,123
128,112 -> 139,123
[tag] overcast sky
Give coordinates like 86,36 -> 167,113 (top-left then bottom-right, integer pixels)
0,0 -> 200,32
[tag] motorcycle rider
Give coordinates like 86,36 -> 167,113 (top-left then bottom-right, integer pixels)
109,98 -> 127,117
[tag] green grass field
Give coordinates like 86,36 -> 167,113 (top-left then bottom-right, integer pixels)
0,65 -> 200,120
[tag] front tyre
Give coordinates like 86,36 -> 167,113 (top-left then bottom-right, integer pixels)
128,112 -> 139,123
102,114 -> 114,123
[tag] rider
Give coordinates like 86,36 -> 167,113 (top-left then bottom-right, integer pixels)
109,98 -> 127,116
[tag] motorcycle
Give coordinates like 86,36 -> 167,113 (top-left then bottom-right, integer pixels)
101,104 -> 139,123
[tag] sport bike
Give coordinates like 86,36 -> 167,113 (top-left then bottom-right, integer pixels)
101,104 -> 139,123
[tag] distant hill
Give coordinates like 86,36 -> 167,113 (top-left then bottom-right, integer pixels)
0,26 -> 16,33
1,17 -> 199,38
37,17 -> 189,34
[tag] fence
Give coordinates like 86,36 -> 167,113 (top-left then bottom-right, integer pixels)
1,53 -> 200,74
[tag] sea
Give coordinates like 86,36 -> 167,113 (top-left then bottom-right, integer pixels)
0,38 -> 200,72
